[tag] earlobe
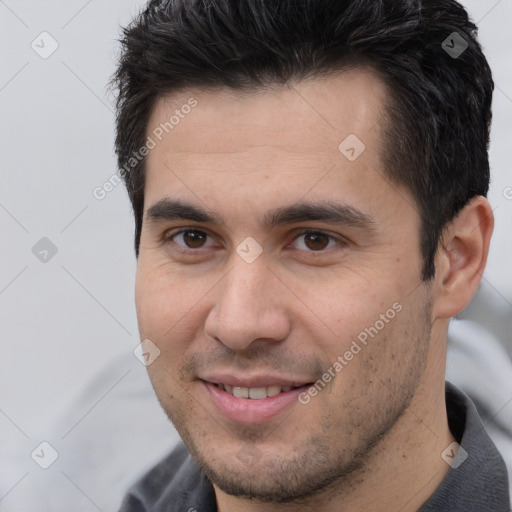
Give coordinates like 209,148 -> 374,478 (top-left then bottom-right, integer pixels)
433,196 -> 494,319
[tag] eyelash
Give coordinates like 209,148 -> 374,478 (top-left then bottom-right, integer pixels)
163,228 -> 347,255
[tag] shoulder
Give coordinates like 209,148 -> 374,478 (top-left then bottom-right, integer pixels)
419,382 -> 511,511
118,442 -> 216,512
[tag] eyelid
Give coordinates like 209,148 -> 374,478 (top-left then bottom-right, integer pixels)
161,227 -> 348,253
162,227 -> 217,250
288,229 -> 348,252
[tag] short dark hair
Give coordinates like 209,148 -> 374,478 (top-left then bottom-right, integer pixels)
111,0 -> 493,280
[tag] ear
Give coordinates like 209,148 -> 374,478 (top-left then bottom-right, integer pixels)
432,196 -> 494,319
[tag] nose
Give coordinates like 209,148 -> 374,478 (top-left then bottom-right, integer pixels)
204,256 -> 292,352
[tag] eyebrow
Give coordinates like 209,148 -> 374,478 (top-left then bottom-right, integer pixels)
146,198 -> 376,232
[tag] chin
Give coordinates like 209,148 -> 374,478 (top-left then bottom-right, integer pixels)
185,435 -> 364,504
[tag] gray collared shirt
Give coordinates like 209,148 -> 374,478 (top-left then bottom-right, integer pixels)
119,382 -> 511,511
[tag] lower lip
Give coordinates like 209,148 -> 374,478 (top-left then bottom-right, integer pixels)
203,382 -> 309,424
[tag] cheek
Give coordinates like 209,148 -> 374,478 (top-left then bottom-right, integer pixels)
135,261 -> 214,358
297,277 -> 402,343
317,305 -> 426,429
135,262 -> 186,340
308,285 -> 412,387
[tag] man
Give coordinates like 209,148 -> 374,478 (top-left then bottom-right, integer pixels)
113,0 -> 510,510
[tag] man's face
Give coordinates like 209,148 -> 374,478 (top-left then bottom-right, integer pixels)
135,69 -> 434,501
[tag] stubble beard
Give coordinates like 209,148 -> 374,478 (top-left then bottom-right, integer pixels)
152,295 -> 433,504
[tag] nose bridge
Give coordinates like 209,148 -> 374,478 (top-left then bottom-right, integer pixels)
205,255 -> 290,350
221,255 -> 275,323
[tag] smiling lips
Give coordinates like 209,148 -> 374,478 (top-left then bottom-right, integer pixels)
202,377 -> 313,424
212,383 -> 299,399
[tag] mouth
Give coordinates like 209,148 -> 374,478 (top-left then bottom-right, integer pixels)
210,382 -> 306,399
200,378 -> 314,424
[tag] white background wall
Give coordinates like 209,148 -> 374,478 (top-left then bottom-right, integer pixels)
0,1 -> 511,510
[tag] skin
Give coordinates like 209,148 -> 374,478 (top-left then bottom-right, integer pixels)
135,68 -> 494,511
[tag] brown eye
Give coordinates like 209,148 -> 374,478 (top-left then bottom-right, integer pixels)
303,232 -> 330,251
183,230 -> 207,248
292,231 -> 339,252
169,229 -> 213,250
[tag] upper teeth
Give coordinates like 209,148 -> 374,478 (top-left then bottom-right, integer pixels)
219,384 -> 293,399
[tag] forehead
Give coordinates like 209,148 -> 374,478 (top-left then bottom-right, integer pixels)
141,68 -> 415,231
146,67 -> 388,159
